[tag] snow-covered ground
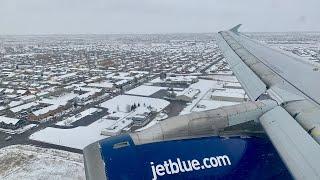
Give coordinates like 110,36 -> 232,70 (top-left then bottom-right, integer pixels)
30,95 -> 170,149
30,118 -> 115,149
0,145 -> 84,180
125,85 -> 166,96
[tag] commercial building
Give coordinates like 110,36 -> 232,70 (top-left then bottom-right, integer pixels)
0,116 -> 26,130
101,119 -> 133,136
176,88 -> 200,102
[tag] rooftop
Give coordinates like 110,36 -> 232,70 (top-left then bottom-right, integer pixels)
0,116 -> 21,125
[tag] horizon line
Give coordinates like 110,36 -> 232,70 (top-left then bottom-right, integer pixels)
1,30 -> 320,36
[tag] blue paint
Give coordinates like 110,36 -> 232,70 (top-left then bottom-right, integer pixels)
99,135 -> 292,180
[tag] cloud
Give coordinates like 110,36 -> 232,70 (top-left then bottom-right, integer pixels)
0,0 -> 319,34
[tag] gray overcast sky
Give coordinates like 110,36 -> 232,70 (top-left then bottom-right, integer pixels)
0,0 -> 319,34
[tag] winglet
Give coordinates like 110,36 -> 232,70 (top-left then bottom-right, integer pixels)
230,24 -> 242,33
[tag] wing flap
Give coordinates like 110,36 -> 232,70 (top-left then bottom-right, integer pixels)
267,86 -> 305,104
260,106 -> 320,180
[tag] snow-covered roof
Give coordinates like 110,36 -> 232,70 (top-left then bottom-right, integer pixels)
78,91 -> 95,99
32,104 -> 60,116
40,93 -> 77,106
21,95 -> 36,101
55,72 -> 77,80
10,102 -> 39,113
167,76 -> 198,82
87,81 -> 114,88
8,100 -> 24,108
36,91 -> 49,97
223,82 -> 242,88
130,70 -> 149,74
5,89 -> 14,93
0,116 -> 21,125
115,79 -> 129,86
75,87 -> 102,93
105,119 -> 133,133
113,76 -> 134,81
16,90 -> 27,94
149,77 -> 164,83
56,108 -> 98,126
6,94 -> 18,98
72,82 -> 87,87
176,88 -> 200,98
125,85 -> 166,96
211,89 -> 245,98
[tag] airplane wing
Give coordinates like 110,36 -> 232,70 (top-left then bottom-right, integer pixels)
217,24 -> 320,179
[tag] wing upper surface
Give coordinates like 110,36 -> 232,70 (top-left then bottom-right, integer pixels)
260,106 -> 320,180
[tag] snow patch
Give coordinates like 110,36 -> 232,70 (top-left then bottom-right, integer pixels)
0,145 -> 84,180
